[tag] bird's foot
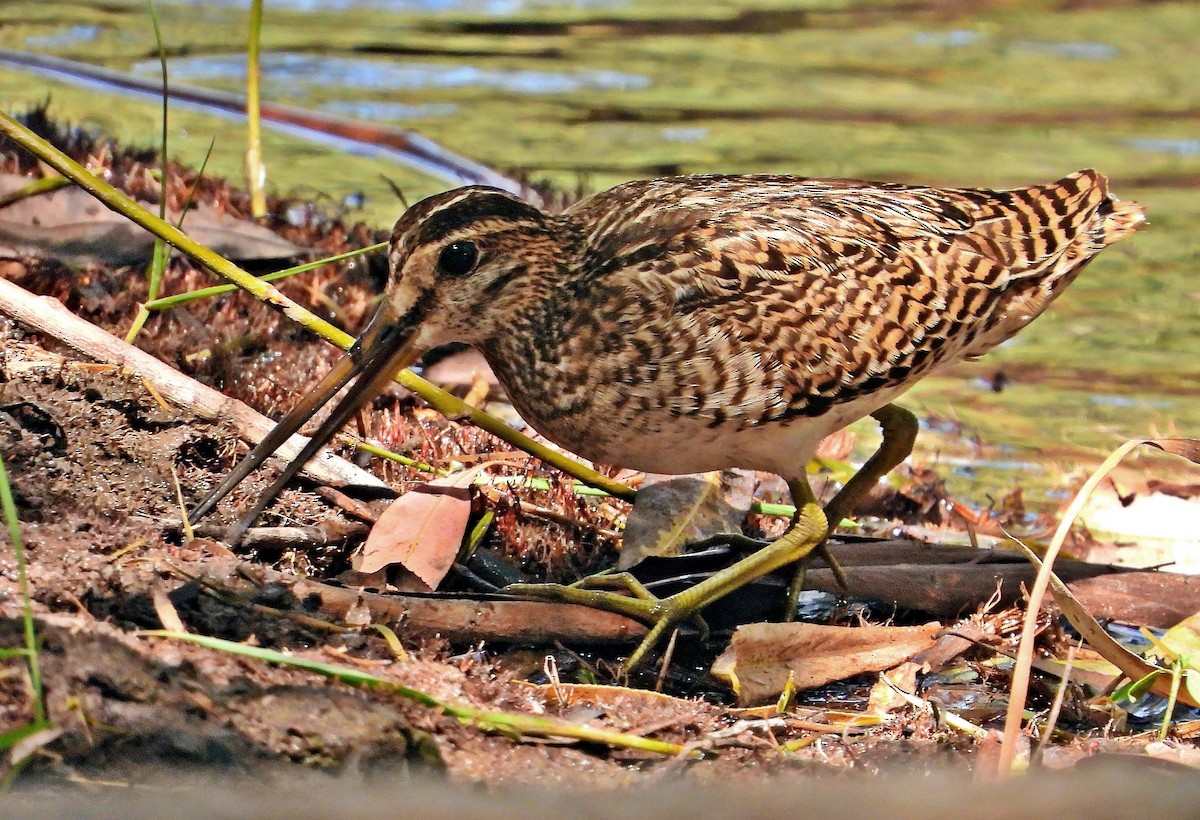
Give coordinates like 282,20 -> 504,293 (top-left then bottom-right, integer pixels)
691,530 -> 849,608
505,573 -> 709,673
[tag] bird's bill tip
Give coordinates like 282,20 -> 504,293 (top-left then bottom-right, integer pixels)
189,304 -> 422,527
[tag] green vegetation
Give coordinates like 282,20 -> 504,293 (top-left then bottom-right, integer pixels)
0,0 -> 1196,504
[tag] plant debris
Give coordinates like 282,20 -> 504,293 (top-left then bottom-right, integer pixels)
1,108 -> 1198,789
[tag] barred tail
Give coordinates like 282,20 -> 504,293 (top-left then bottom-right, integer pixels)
1095,194 -> 1147,246
964,171 -> 1146,355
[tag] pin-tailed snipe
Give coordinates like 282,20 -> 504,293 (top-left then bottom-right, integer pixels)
190,170 -> 1145,670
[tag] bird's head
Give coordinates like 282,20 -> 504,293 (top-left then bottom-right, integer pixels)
188,187 -> 555,536
379,186 -> 557,353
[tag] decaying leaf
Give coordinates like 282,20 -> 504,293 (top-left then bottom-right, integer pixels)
619,468 -> 756,569
1013,435 -> 1200,709
712,621 -> 941,706
1019,543 -> 1200,709
1147,612 -> 1200,705
525,681 -> 690,711
354,470 -> 477,587
867,661 -> 923,715
0,173 -> 303,264
1160,611 -> 1200,663
151,583 -> 187,634
1149,437 -> 1200,465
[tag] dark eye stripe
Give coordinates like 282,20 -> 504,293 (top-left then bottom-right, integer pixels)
481,264 -> 525,295
416,192 -> 544,248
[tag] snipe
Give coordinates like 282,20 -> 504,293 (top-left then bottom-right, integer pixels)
190,170 -> 1145,670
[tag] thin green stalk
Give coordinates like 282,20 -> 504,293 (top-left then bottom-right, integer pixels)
488,474 -> 795,516
177,135 -> 217,220
1160,659 -> 1184,742
0,453 -> 45,724
0,174 -> 70,208
143,631 -> 688,756
143,242 -> 387,312
336,433 -> 443,475
129,138 -> 215,334
0,112 -> 635,501
126,0 -> 172,344
245,0 -> 267,217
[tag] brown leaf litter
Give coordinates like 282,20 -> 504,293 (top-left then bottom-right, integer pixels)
1,107 -> 1198,788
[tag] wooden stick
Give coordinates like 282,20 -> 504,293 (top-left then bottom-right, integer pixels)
0,275 -> 386,491
182,559 -> 647,645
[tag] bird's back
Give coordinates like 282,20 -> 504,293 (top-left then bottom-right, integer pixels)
492,171 -> 1143,475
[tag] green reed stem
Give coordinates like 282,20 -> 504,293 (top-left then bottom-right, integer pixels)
126,0 -> 172,344
144,631 -> 687,756
0,453 -> 45,724
0,112 -> 636,502
144,242 -> 387,312
246,0 -> 267,218
0,174 -> 70,208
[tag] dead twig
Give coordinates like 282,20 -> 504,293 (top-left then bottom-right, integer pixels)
174,558 -> 647,645
0,277 -> 385,491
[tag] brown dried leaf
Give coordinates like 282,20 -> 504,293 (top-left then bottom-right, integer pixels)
152,583 -> 187,634
0,173 -> 302,264
1018,544 -> 1200,709
712,621 -> 941,706
619,469 -> 756,569
1148,437 -> 1200,465
355,470 -> 478,587
868,661 -> 923,715
525,681 -> 690,711
1078,482 -> 1200,572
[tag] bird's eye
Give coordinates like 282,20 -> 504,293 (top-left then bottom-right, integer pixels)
436,241 -> 479,277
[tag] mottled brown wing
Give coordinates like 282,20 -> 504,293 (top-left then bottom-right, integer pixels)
566,172 -> 1137,425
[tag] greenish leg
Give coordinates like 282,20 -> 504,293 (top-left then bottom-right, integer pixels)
562,571 -> 710,636
506,404 -> 918,672
507,477 -> 829,672
823,404 -> 919,530
782,403 -> 919,615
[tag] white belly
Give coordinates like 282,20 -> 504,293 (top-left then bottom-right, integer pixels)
534,383 -> 910,481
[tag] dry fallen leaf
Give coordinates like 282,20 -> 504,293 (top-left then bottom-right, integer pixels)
1151,438 -> 1200,465
0,173 -> 303,264
620,469 -> 756,569
1017,542 -> 1200,709
354,469 -> 478,587
712,621 -> 941,706
1079,481 -> 1200,572
151,583 -> 187,634
1012,436 -> 1200,709
868,661 -> 923,715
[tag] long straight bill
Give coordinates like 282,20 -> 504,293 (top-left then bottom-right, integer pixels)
188,305 -> 421,542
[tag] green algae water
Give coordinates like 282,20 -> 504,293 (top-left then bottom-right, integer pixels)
0,0 -> 1196,508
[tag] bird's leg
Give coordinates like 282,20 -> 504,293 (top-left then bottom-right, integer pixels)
823,404 -> 919,530
782,403 -> 919,613
506,477 -> 829,672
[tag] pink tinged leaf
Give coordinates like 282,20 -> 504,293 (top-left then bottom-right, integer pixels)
0,174 -> 303,264
356,472 -> 476,588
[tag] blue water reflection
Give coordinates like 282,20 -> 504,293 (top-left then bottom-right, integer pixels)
25,25 -> 102,48
161,0 -> 624,13
135,52 -> 649,96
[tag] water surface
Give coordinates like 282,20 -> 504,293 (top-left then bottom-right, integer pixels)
0,0 -> 1196,507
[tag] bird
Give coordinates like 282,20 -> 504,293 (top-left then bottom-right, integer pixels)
189,169 -> 1145,671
